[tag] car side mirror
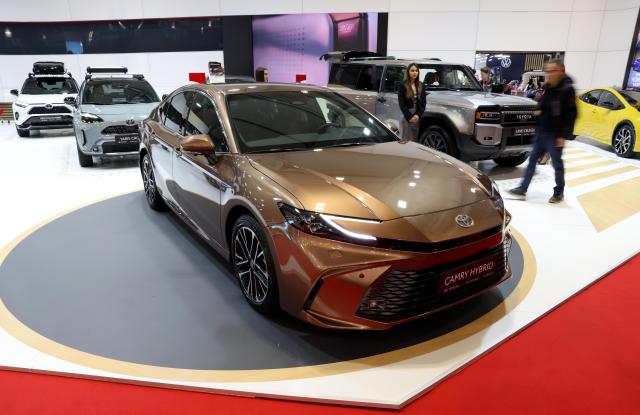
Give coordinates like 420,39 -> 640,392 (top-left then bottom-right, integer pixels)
181,134 -> 216,163
10,89 -> 19,96
385,120 -> 400,136
64,96 -> 77,107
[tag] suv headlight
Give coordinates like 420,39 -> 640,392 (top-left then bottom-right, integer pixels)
278,202 -> 379,245
14,101 -> 28,108
81,113 -> 103,123
475,110 -> 500,122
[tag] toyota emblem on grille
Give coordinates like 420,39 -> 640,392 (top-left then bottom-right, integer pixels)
45,104 -> 53,110
455,214 -> 474,228
517,114 -> 531,120
125,118 -> 136,126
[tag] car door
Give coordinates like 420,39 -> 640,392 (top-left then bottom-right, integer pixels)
150,91 -> 192,205
173,91 -> 232,246
595,91 -> 625,142
375,65 -> 405,133
575,89 -> 603,139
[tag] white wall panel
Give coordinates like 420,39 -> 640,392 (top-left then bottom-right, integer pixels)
387,50 -> 477,66
573,0 -> 607,11
1,1 -> 72,21
563,51 -> 598,90
220,0 -> 302,16
388,12 -> 478,51
598,8 -> 638,50
592,50 -> 630,86
389,0 -> 480,12
605,0 -> 640,10
140,0 -> 220,19
146,51 -> 224,96
302,0 -> 389,13
566,11 -> 604,51
479,0 -> 573,12
476,12 -> 571,51
68,0 -> 144,21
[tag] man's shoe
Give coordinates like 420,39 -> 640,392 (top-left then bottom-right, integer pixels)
508,187 -> 526,198
549,194 -> 564,203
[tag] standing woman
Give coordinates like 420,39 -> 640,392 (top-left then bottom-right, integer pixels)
398,63 -> 426,141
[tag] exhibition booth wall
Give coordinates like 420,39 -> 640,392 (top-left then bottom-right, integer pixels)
0,0 -> 639,100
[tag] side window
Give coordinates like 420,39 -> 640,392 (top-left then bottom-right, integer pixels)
381,66 -> 406,93
332,64 -> 363,88
597,91 -> 623,110
185,92 -> 229,152
356,65 -> 377,91
580,90 -> 602,105
163,91 -> 192,134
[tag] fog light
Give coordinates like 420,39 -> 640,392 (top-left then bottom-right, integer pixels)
362,299 -> 386,311
14,112 -> 19,120
92,146 -> 99,152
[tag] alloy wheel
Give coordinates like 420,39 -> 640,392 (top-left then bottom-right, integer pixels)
233,226 -> 269,304
614,127 -> 632,155
142,156 -> 156,205
424,131 -> 448,152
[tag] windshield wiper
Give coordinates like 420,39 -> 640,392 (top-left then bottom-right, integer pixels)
323,141 -> 376,148
245,147 -> 310,154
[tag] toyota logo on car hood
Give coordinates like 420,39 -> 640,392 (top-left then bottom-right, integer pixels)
125,118 -> 136,126
455,214 -> 474,228
45,104 -> 53,110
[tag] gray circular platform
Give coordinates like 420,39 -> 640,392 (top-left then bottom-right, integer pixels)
0,192 -> 524,370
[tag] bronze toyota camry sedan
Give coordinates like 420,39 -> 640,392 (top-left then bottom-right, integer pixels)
139,83 -> 513,330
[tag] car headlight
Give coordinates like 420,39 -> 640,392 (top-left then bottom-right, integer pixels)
475,110 -> 500,122
14,101 -> 28,108
278,202 -> 379,245
81,113 -> 103,123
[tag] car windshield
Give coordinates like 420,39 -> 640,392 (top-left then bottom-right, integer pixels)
21,77 -> 78,95
617,89 -> 640,107
226,90 -> 398,153
418,64 -> 482,91
82,79 -> 159,105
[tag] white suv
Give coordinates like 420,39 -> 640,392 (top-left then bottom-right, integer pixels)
10,61 -> 79,137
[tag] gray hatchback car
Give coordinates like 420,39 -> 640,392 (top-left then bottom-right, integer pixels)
71,67 -> 159,167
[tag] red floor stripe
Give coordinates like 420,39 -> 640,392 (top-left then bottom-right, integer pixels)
1,254 -> 640,414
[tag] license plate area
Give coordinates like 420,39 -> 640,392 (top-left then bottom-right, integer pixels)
513,126 -> 535,136
115,134 -> 140,144
438,253 -> 500,294
39,116 -> 62,122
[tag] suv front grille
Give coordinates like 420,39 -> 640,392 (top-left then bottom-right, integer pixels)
102,125 -> 139,135
356,242 -> 507,322
501,110 -> 536,124
28,106 -> 71,114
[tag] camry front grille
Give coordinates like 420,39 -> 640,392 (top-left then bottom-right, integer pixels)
28,106 -> 71,114
356,242 -> 507,322
102,125 -> 139,135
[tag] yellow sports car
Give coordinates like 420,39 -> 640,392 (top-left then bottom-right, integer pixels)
574,87 -> 640,158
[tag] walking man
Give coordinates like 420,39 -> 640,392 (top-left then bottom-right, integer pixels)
509,60 -> 577,203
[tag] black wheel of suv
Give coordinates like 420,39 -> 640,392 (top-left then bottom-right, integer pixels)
419,125 -> 459,157
76,142 -> 94,167
493,153 -> 529,167
16,127 -> 30,138
231,215 -> 279,314
612,124 -> 635,158
141,153 -> 167,211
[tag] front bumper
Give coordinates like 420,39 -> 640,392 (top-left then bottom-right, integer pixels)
457,122 -> 536,161
269,221 -> 512,330
14,103 -> 75,130
76,122 -> 141,157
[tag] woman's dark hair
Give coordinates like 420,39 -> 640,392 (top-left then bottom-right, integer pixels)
405,63 -> 422,100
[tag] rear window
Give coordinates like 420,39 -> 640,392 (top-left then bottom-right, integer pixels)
82,79 -> 159,105
21,77 -> 78,95
329,64 -> 363,88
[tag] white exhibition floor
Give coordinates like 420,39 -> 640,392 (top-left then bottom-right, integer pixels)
0,124 -> 639,409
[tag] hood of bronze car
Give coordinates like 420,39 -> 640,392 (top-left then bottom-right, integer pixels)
246,142 -> 490,221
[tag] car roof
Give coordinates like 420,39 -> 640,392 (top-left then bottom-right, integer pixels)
188,82 -> 331,96
335,59 -> 466,66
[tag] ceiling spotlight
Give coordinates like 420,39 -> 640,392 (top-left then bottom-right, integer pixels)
4,27 -> 12,38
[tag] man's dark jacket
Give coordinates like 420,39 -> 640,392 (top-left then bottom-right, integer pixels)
537,74 -> 577,139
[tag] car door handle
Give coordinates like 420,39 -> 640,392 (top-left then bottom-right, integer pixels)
377,97 -> 386,103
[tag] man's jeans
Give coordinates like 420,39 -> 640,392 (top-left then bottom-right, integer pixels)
520,131 -> 565,195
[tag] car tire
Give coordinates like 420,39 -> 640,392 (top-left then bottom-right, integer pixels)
16,127 -> 30,138
612,124 -> 635,158
76,142 -> 94,167
493,153 -> 529,167
419,125 -> 459,158
141,153 -> 167,211
231,214 -> 279,314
